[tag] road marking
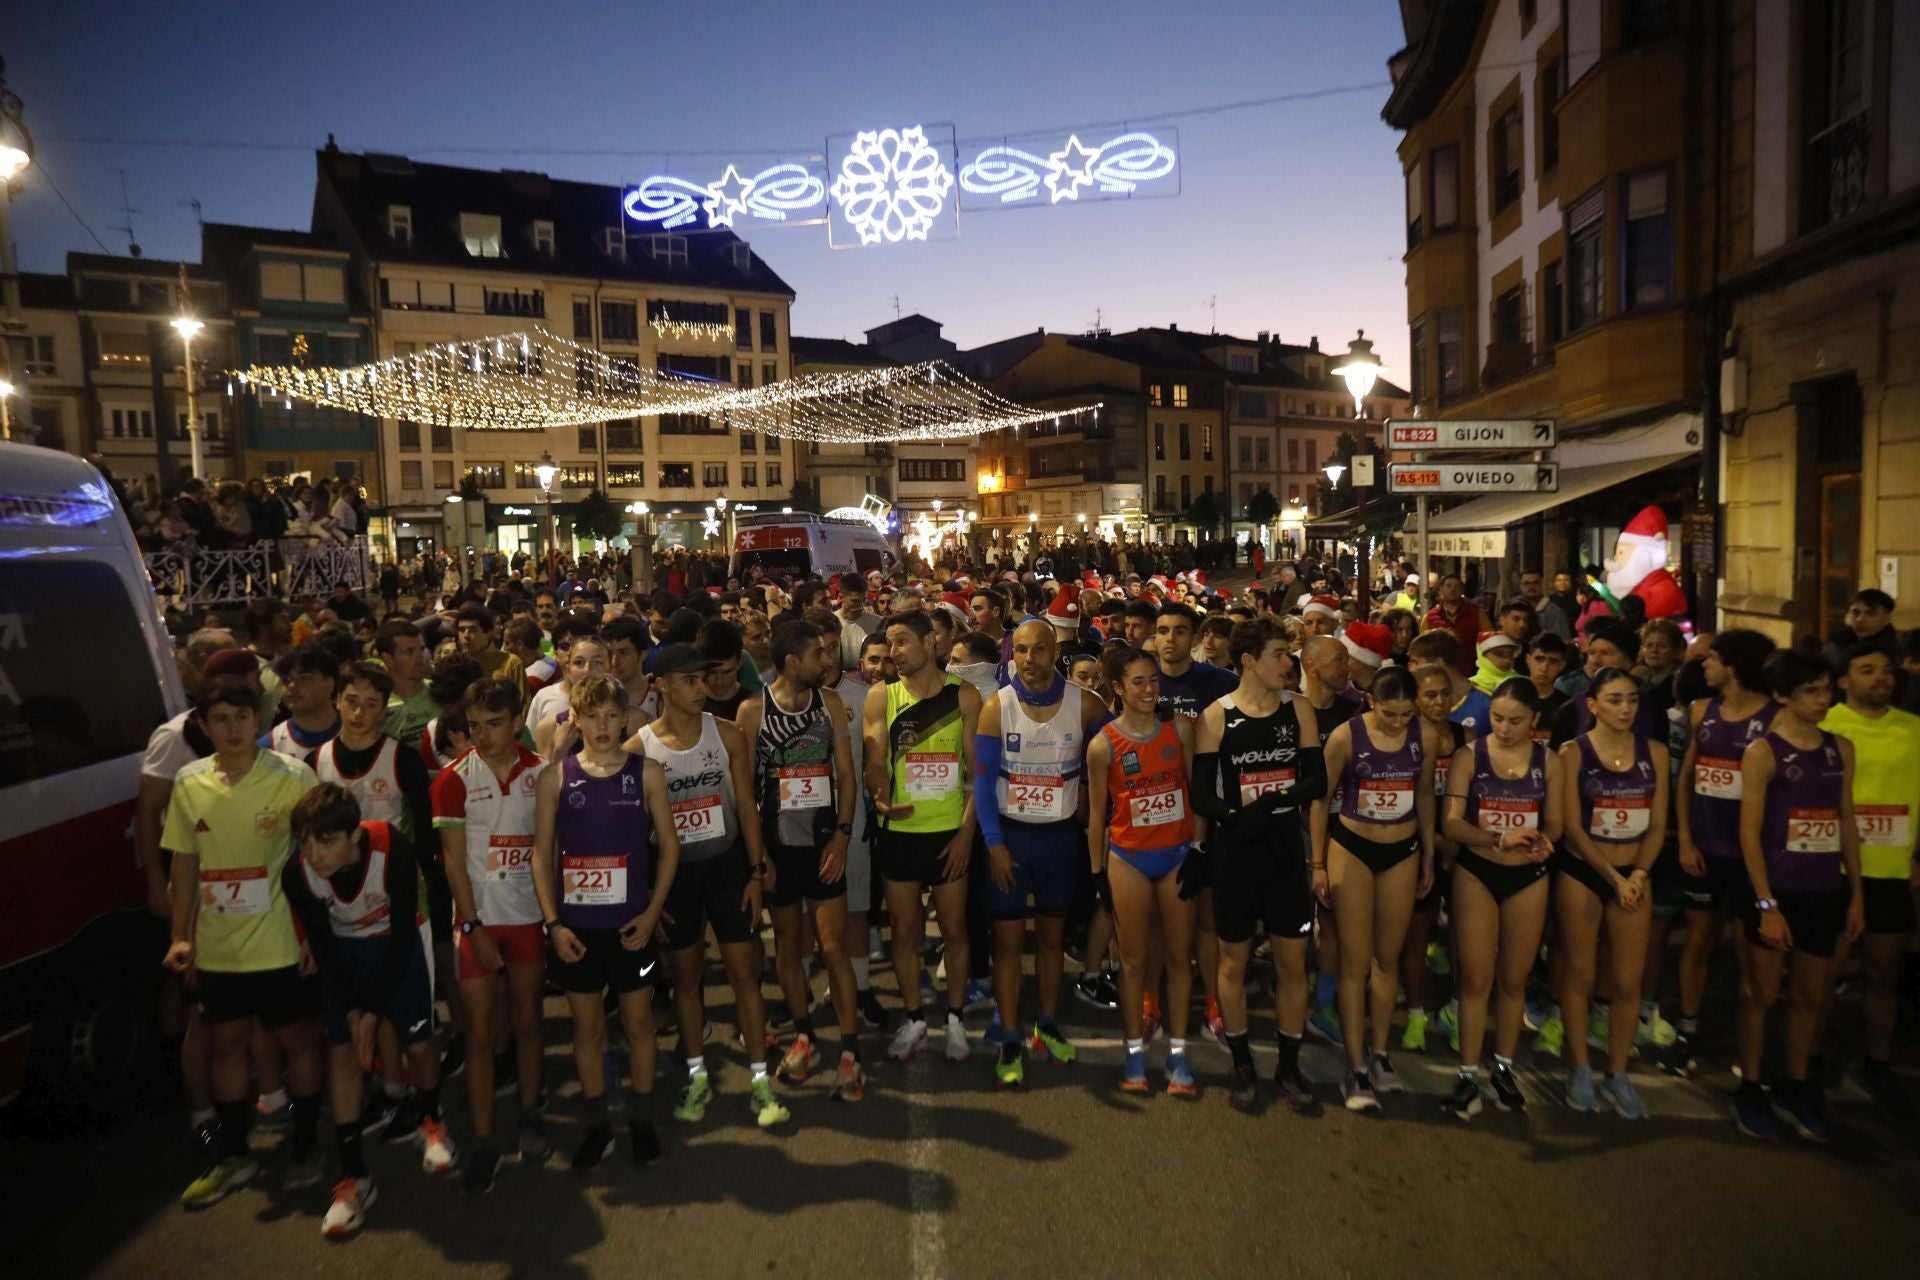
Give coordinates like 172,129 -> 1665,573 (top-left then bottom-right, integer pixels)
902,1051 -> 944,1280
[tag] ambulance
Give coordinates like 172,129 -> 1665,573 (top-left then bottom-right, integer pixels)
727,510 -> 899,586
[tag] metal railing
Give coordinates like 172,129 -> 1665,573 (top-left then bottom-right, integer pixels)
144,535 -> 372,607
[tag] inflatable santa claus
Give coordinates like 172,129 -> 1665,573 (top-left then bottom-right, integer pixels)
1604,505 -> 1688,620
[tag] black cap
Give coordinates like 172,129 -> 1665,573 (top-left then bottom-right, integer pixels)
651,642 -> 715,676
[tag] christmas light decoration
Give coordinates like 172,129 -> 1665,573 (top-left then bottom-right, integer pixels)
623,160 -> 828,231
828,125 -> 956,246
959,129 -> 1179,207
649,308 -> 734,343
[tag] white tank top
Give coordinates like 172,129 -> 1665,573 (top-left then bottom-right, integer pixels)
994,681 -> 1085,825
267,719 -> 310,760
639,714 -> 737,862
298,823 -> 410,939
314,736 -> 407,833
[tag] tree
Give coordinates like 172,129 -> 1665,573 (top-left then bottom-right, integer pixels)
1245,486 -> 1280,527
574,488 -> 625,543
787,478 -> 822,514
1183,490 -> 1225,538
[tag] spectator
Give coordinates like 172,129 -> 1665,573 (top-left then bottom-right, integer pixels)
1821,588 -> 1900,671
1422,573 -> 1484,675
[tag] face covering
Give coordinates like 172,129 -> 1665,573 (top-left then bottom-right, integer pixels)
946,660 -> 1000,699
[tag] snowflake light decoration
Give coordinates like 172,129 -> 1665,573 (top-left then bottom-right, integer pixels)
830,126 -> 955,245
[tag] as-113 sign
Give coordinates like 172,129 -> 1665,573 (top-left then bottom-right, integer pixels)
1386,419 -> 1557,450
1389,463 -> 1560,494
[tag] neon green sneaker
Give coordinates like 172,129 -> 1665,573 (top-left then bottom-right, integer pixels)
1532,1014 -> 1564,1058
181,1156 -> 258,1209
1029,1022 -> 1078,1066
672,1070 -> 711,1123
995,1045 -> 1025,1088
1425,940 -> 1453,977
1437,1000 -> 1461,1053
1400,1010 -> 1429,1052
750,1076 -> 791,1128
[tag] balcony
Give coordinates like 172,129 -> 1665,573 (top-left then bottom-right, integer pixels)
1804,112 -> 1869,233
483,288 -> 545,319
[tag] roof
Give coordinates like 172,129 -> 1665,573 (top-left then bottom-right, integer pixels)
19,271 -> 75,310
864,313 -> 942,342
790,336 -> 897,368
201,222 -> 348,259
67,252 -> 221,282
1382,0 -> 1487,129
315,148 -> 795,297
1067,332 -> 1219,373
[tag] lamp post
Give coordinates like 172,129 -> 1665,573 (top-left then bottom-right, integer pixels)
171,316 -> 205,478
715,491 -> 733,563
0,62 -> 35,446
535,450 -> 559,585
1329,330 -> 1384,613
628,501 -> 655,594
444,490 -> 468,590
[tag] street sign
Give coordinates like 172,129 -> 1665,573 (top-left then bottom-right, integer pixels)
1351,455 -> 1375,487
1386,418 -> 1557,450
1388,462 -> 1560,494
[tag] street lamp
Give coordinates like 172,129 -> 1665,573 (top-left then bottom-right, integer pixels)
535,449 -> 558,584
1328,331 -> 1387,612
171,316 -> 206,478
0,378 -> 11,440
627,500 -> 656,594
0,61 -> 35,446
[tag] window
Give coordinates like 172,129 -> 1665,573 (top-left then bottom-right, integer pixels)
1238,436 -> 1253,466
511,462 -> 540,489
483,287 -> 543,318
1236,390 -> 1268,419
1306,440 -> 1318,472
1622,168 -> 1673,310
898,459 -> 966,482
560,464 -> 597,489
728,242 -> 752,273
648,235 -> 688,268
1540,58 -> 1563,172
1430,145 -> 1460,231
606,463 -> 647,487
741,431 -> 758,454
1492,105 -> 1523,211
25,334 -> 54,375
600,300 -> 639,342
1154,475 -> 1168,509
468,462 -> 505,489
1289,483 -> 1301,505
1623,0 -> 1673,46
1257,438 -> 1270,466
1154,423 -> 1166,461
1566,185 -> 1606,332
400,461 -> 422,490
1287,438 -> 1300,470
736,363 -> 754,389
658,413 -> 724,435
1148,383 -> 1165,407
460,213 -> 503,258
1495,286 -> 1527,345
758,311 -> 777,350
1178,423 -> 1191,461
260,262 -> 303,301
1172,383 -> 1190,408
532,220 -> 554,256
741,463 -> 758,488
766,462 -> 782,488
380,277 -> 453,312
763,362 -> 777,386
735,307 -> 752,348
606,419 -> 643,451
432,461 -> 454,489
1409,320 -> 1427,401
1227,353 -> 1255,373
1405,159 -> 1424,246
255,332 -> 293,366
432,425 -> 453,451
398,422 -> 420,451
1804,0 -> 1872,230
174,411 -> 220,442
1202,423 -> 1214,462
107,407 -> 154,438
1239,482 -> 1253,509
698,462 -> 727,489
1180,475 -> 1191,509
578,424 -> 598,452
387,205 -> 411,244
657,463 -> 694,489
1543,261 -> 1565,347
1436,310 -> 1465,398
601,227 -> 627,263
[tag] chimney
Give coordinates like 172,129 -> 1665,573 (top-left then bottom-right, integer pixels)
1310,335 -> 1320,352
1257,330 -> 1268,344
1169,322 -> 1179,332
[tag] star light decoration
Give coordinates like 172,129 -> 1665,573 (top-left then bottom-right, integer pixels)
230,328 -> 1100,445
829,126 -> 955,244
958,130 -> 1178,206
624,162 -> 827,231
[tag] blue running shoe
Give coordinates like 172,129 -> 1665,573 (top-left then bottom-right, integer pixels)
963,980 -> 994,1012
1565,1066 -> 1597,1113
1120,1049 -> 1149,1094
982,1010 -> 1015,1048
1307,1006 -> 1344,1047
1166,1051 -> 1197,1099
1772,1081 -> 1831,1143
1733,1084 -> 1777,1139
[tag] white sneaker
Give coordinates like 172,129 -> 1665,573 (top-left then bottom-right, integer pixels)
888,1017 -> 929,1062
419,1117 -> 456,1174
321,1176 -> 376,1238
944,1013 -> 971,1062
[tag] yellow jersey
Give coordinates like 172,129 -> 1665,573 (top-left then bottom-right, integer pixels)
1820,703 -> 1920,880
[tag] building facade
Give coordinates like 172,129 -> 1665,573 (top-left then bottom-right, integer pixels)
788,336 -> 897,515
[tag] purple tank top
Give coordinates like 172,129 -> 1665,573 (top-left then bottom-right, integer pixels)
1688,696 -> 1777,860
1575,733 -> 1659,849
554,752 -> 652,929
1760,730 -> 1845,892
1338,714 -> 1423,827
1465,737 -> 1549,835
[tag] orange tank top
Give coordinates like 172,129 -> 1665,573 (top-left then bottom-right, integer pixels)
1102,718 -> 1195,851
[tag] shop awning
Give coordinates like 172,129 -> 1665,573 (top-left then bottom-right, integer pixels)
1424,452 -> 1698,535
1306,496 -> 1413,536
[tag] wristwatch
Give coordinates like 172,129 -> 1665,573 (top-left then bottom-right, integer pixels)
837,822 -> 855,836
1754,897 -> 1776,913
750,861 -> 771,879
458,919 -> 482,936
540,919 -> 558,937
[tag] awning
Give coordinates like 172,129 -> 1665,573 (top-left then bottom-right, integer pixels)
1306,497 -> 1412,536
1424,452 -> 1698,535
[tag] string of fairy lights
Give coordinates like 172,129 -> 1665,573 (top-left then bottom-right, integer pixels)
231,327 -> 1099,445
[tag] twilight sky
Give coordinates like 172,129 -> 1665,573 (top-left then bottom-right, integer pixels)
8,0 -> 1411,374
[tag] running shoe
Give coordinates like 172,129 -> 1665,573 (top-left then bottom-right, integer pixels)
358,1092 -> 401,1138
571,1123 -> 614,1172
1369,1052 -> 1405,1094
1587,1005 -> 1613,1051
995,1043 -> 1024,1089
1400,1010 -> 1430,1053
1425,940 -> 1452,976
777,1033 -> 819,1083
1274,1062 -> 1323,1116
321,1176 -> 375,1238
944,1013 -> 971,1062
1307,1006 -> 1344,1047
983,1010 -> 1015,1049
858,990 -> 891,1031
181,1156 -> 258,1209
630,1117 -> 663,1164
672,1071 -> 712,1123
1638,1006 -> 1678,1049
419,1117 -> 456,1174
1660,1031 -> 1698,1079
517,1110 -> 550,1161
1733,1084 -> 1777,1139
1565,1066 -> 1598,1113
1343,1069 -> 1380,1113
461,1141 -> 500,1196
1437,1000 -> 1461,1053
189,1118 -> 219,1167
1444,1074 -> 1483,1120
749,1077 -> 791,1129
1228,1063 -> 1258,1112
285,1146 -> 324,1190
832,1052 -> 866,1102
1523,999 -> 1555,1033
1772,1081 -> 1832,1143
1531,1014 -> 1565,1058
379,1092 -> 423,1144
1489,1062 -> 1527,1113
1854,1061 -> 1917,1123
963,980 -> 995,1012
1599,1073 -> 1649,1120
255,1096 -> 291,1131
1204,997 -> 1229,1049
1167,1050 -> 1198,1099
888,1018 -> 929,1063
1029,1022 -> 1078,1066
1074,971 -> 1119,1010
1120,1049 -> 1149,1093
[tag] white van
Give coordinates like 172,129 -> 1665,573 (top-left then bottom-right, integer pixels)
0,443 -> 185,1130
727,511 -> 899,586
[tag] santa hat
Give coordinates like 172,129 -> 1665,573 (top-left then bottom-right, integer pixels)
1046,583 -> 1081,630
1340,621 -> 1392,669
1302,595 -> 1341,621
1191,569 -> 1208,587
939,591 -> 970,613
1082,571 -> 1100,590
1617,505 -> 1669,547
1477,631 -> 1521,654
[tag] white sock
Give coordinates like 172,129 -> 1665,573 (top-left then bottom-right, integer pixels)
750,1061 -> 768,1081
1169,1038 -> 1188,1055
1125,1038 -> 1144,1054
947,1010 -> 964,1027
190,1106 -> 216,1128
686,1056 -> 705,1078
1459,1064 -> 1481,1079
852,955 -> 871,989
258,1087 -> 287,1110
384,1080 -> 408,1100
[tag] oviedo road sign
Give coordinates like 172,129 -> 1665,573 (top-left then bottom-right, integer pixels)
1385,419 -> 1558,450
1388,462 -> 1560,494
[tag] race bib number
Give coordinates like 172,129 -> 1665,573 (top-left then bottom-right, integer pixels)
1787,807 -> 1841,854
1481,799 -> 1540,832
1240,768 -> 1297,807
778,765 -> 831,811
561,854 -> 627,907
672,795 -> 724,845
200,866 -> 271,917
1855,805 -> 1911,848
1129,785 -> 1187,828
485,834 -> 534,882
1006,773 -> 1067,821
1693,757 -> 1742,801
905,752 -> 959,801
1589,797 -> 1651,840
1355,780 -> 1414,822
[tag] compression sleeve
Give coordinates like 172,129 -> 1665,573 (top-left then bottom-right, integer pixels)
1190,752 -> 1235,822
1287,746 -> 1327,805
974,733 -> 1006,847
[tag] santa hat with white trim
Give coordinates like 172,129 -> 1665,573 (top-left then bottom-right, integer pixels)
1302,594 -> 1341,621
1341,621 -> 1392,668
1617,505 -> 1669,546
1046,583 -> 1081,632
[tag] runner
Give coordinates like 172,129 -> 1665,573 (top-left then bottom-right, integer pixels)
974,620 -> 1105,1087
162,680 -> 326,1209
1733,650 -> 1865,1141
375,620 -> 437,747
531,633 -> 612,755
1192,617 -> 1325,1112
810,612 -> 888,1031
282,785 -> 454,1237
1440,678 -> 1561,1118
737,620 -> 867,1101
531,674 -> 679,1169
263,645 -> 341,758
864,611 -> 981,1066
628,644 -> 788,1129
1085,643 -> 1202,1096
430,677 -> 550,1193
1401,663 -> 1469,1054
1312,666 -> 1437,1112
1554,667 -> 1669,1118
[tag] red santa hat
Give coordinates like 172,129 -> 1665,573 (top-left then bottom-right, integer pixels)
939,591 -> 970,613
1082,571 -> 1101,590
1302,594 -> 1341,621
1046,583 -> 1081,631
1617,505 -> 1670,547
1340,621 -> 1393,669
